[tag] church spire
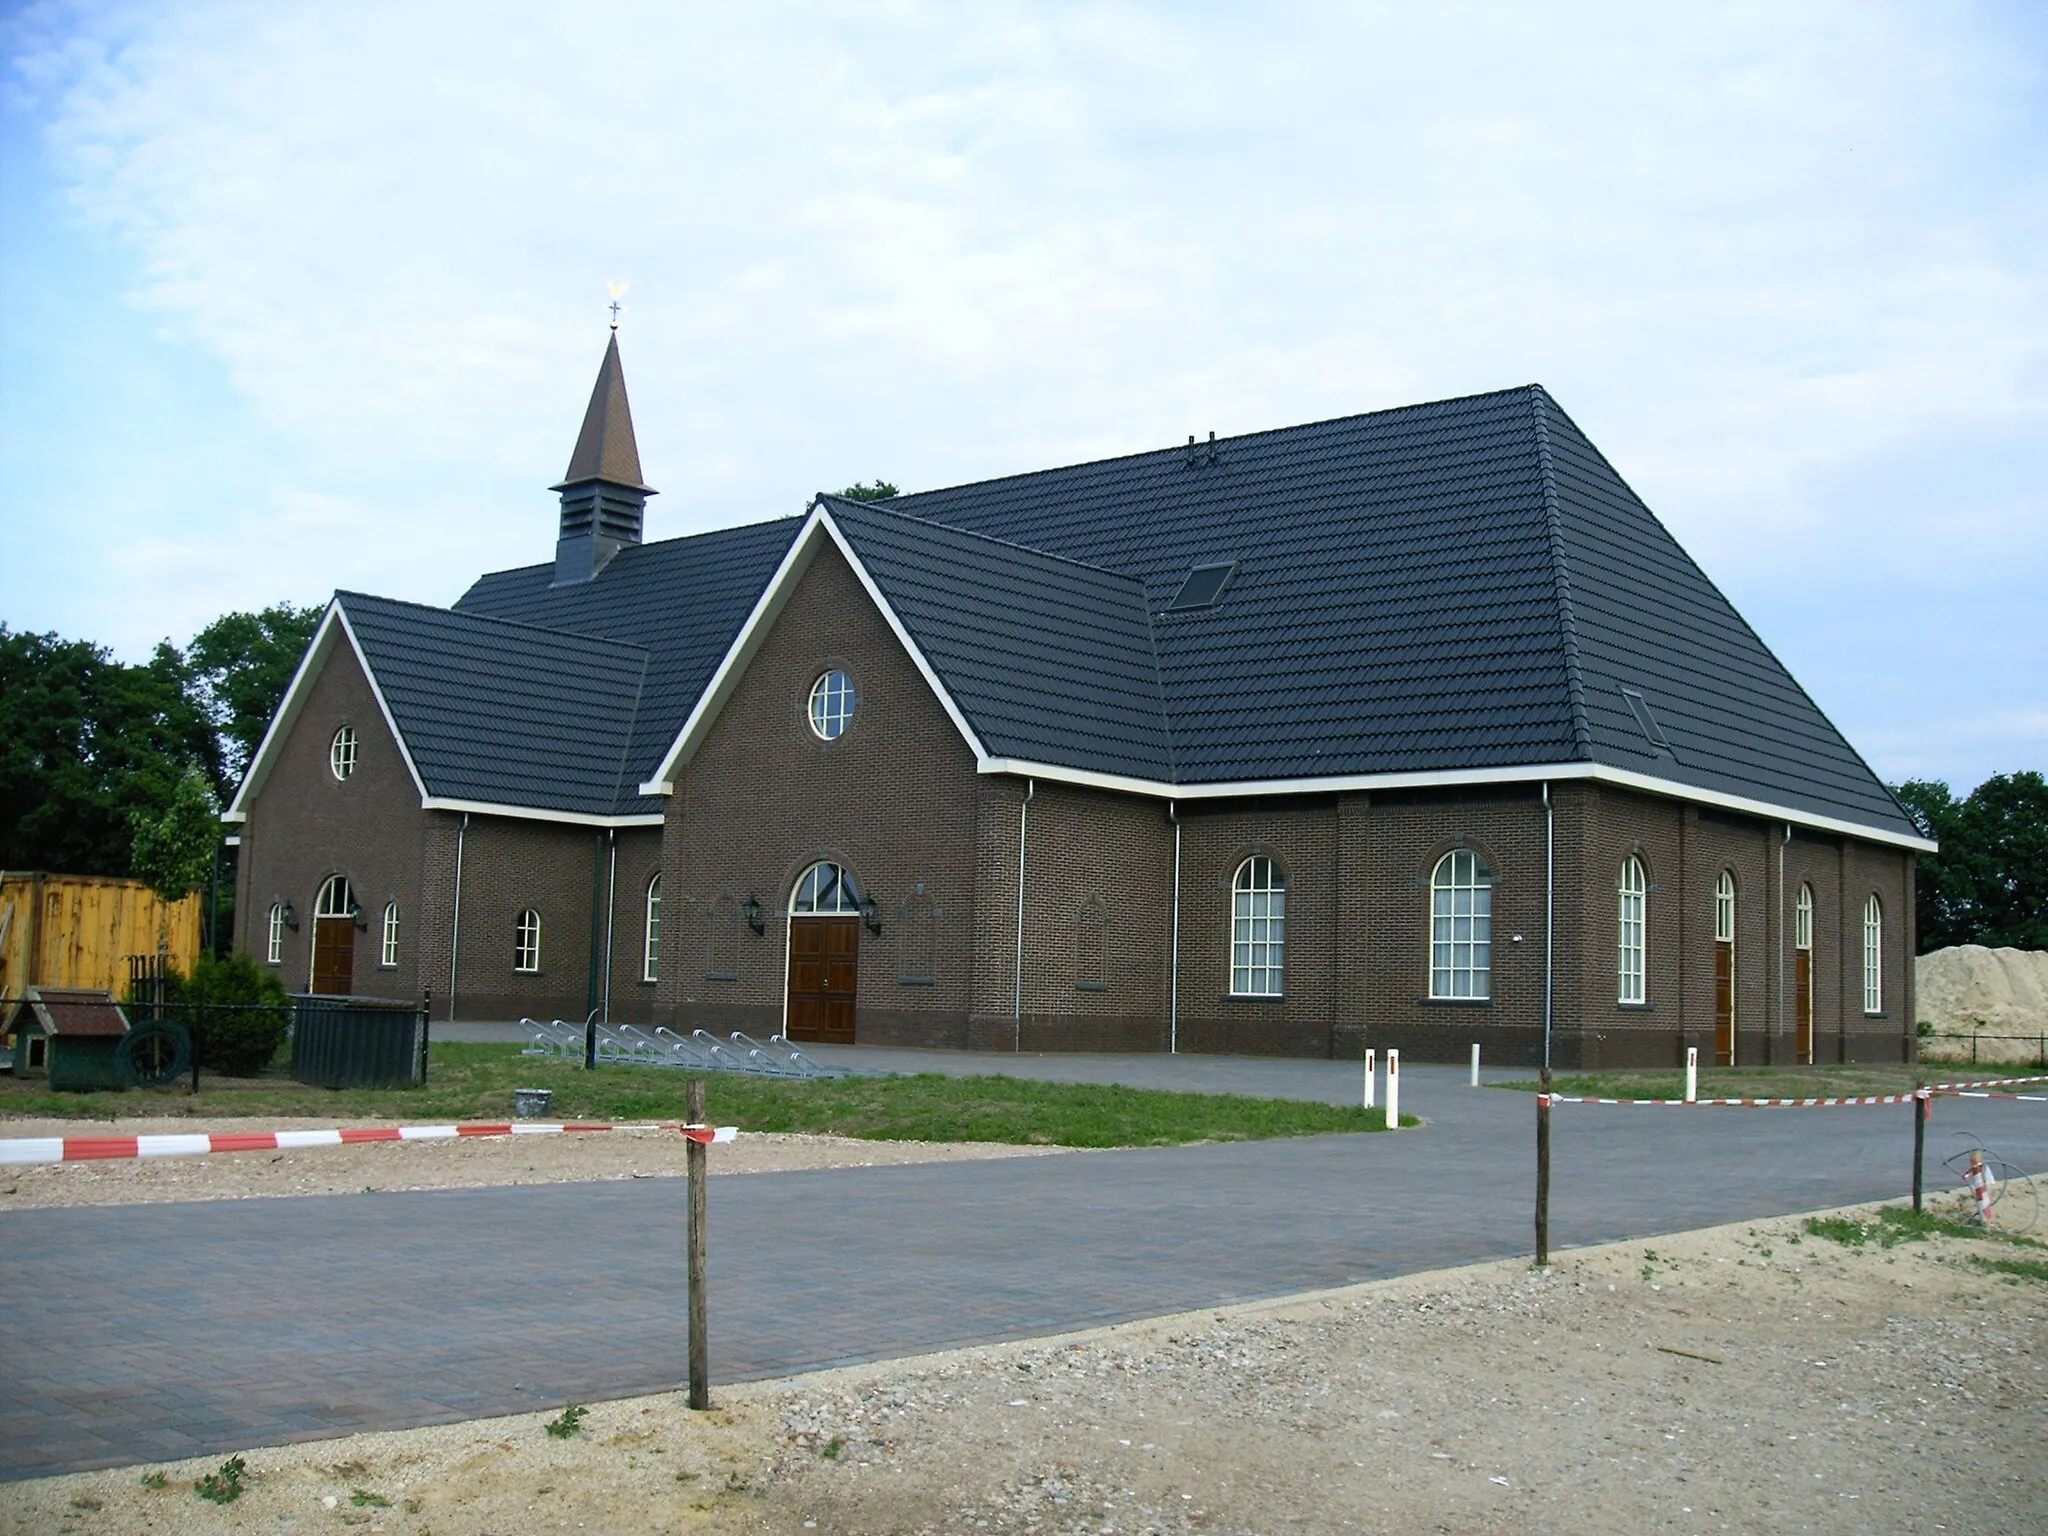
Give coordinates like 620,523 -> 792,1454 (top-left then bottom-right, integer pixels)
552,330 -> 656,585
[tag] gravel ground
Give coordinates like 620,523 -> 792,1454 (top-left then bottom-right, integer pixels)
0,1117 -> 1070,1208
5,1190 -> 2042,1535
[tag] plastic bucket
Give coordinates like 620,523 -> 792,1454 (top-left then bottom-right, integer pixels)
514,1087 -> 554,1119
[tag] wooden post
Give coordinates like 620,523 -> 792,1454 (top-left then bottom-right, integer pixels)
1911,1082 -> 1927,1214
687,1077 -> 710,1410
1535,1065 -> 1552,1266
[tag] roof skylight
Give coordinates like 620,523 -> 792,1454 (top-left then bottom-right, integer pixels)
1167,561 -> 1238,611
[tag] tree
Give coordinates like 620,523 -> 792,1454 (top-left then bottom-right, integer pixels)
187,602 -> 322,793
838,480 -> 899,502
1892,771 -> 2048,952
129,763 -> 221,903
0,626 -> 219,877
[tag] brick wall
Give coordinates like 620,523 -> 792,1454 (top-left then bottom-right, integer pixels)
658,538 -> 983,1044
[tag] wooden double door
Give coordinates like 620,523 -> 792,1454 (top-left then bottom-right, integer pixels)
311,916 -> 355,996
1713,940 -> 1735,1066
786,917 -> 858,1044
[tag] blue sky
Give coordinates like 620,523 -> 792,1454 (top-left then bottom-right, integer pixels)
2,1 -> 2042,793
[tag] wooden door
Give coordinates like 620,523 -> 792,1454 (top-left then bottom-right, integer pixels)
1713,940 -> 1735,1066
787,917 -> 858,1043
1795,950 -> 1814,1064
311,916 -> 355,996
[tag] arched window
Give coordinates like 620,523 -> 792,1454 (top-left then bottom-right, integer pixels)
267,903 -> 285,965
1795,883 -> 1814,952
1429,850 -> 1493,999
330,725 -> 357,780
808,670 -> 857,740
643,875 -> 662,982
1617,857 -> 1646,1004
316,875 -> 355,919
792,861 -> 861,914
514,909 -> 542,972
381,902 -> 400,967
1713,871 -> 1736,944
1230,857 -> 1286,996
1862,896 -> 1883,1014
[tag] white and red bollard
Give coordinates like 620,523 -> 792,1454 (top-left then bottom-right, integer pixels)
1685,1046 -> 1698,1104
1963,1149 -> 1998,1225
1385,1049 -> 1401,1131
1362,1049 -> 1376,1110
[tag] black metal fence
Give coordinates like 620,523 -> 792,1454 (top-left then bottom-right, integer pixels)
290,996 -> 430,1089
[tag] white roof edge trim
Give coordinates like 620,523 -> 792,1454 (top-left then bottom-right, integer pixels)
975,757 -> 1936,853
225,601 -> 365,816
419,798 -> 665,830
637,508 -> 991,794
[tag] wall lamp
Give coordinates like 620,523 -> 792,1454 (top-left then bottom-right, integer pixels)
741,895 -> 765,936
280,902 -> 299,932
858,894 -> 882,937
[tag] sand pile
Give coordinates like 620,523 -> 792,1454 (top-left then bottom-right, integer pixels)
1916,944 -> 2048,1062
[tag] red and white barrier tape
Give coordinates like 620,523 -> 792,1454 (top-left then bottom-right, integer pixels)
1541,1072 -> 2048,1109
0,1121 -> 737,1166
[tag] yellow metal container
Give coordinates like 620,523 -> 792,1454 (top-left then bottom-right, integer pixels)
0,873 -> 204,998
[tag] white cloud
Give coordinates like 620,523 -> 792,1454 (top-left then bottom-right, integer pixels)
4,0 -> 2044,782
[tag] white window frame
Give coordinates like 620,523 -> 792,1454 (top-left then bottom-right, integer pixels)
1617,857 -> 1646,1004
643,874 -> 662,982
1713,871 -> 1736,944
807,669 -> 857,741
1862,895 -> 1883,1014
515,908 -> 542,973
792,861 -> 861,914
1795,883 -> 1814,952
330,725 -> 357,781
316,875 -> 354,919
1229,856 -> 1286,997
381,901 -> 400,968
1429,850 -> 1493,1000
267,903 -> 285,965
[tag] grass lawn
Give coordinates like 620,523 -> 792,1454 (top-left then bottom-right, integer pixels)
0,1042 -> 1411,1148
1489,1062 -> 2041,1100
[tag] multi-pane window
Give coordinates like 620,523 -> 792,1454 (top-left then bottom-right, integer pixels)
1230,857 -> 1286,996
808,670 -> 857,741
267,903 -> 285,965
1713,871 -> 1736,944
1617,857 -> 1647,1004
792,861 -> 861,913
316,875 -> 354,919
1430,850 -> 1493,999
514,909 -> 542,972
1795,884 -> 1814,952
643,875 -> 662,982
330,725 -> 357,780
381,902 -> 400,967
1862,896 -> 1883,1014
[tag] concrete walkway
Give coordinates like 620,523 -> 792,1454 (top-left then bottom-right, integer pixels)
4,1059 -> 2042,1482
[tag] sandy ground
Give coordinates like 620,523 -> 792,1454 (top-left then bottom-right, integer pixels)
0,1118 -> 1070,1208
4,1165 -> 2043,1536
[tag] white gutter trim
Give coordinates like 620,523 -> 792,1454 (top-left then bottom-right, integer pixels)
974,757 -> 1936,853
419,798 -> 665,830
638,507 -> 991,795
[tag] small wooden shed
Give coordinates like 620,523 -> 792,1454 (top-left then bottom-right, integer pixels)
6,987 -> 131,1092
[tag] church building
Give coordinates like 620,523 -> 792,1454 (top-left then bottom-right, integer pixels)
226,334 -> 1931,1067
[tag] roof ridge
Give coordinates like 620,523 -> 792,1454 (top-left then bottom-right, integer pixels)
1529,390 -> 1594,762
338,589 -> 653,659
886,383 -> 1547,508
815,494 -> 1150,589
606,654 -> 653,814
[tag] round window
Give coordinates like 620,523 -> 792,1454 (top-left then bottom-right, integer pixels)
330,725 -> 358,781
808,669 -> 856,741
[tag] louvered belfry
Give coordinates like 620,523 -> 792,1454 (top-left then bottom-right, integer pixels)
552,332 -> 656,585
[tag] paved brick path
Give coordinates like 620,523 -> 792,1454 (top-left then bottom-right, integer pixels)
4,1065 -> 2043,1481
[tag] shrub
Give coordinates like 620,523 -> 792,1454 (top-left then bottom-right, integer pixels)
157,954 -> 291,1076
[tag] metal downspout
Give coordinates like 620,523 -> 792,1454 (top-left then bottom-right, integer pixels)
1013,779 -> 1035,1052
1168,802 -> 1182,1055
602,830 -> 618,1023
1543,783 -> 1554,1071
448,813 -> 468,1022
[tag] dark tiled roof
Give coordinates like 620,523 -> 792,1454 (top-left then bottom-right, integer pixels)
453,518 -> 801,812
329,383 -> 1912,840
555,332 -> 651,491
11,988 -> 129,1037
820,496 -> 1174,780
340,591 -> 650,817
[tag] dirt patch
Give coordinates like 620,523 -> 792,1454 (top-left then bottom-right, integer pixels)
1917,945 -> 2048,1062
0,1116 -> 1071,1208
6,1195 -> 2043,1535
